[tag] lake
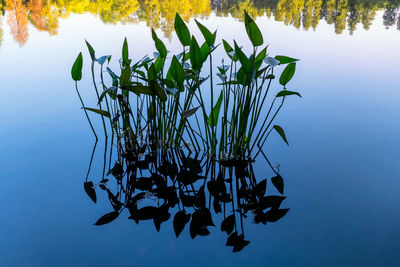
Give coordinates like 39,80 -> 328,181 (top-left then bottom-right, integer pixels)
0,0 -> 400,266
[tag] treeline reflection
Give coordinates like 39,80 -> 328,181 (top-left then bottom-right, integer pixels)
0,0 -> 399,46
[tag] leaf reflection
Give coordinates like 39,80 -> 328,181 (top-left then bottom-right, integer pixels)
83,142 -> 289,252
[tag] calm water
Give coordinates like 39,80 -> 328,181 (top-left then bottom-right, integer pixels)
1,0 -> 400,266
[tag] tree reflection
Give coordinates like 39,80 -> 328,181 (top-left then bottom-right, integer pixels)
83,141 -> 288,252
6,0 -> 28,46
1,0 -> 400,47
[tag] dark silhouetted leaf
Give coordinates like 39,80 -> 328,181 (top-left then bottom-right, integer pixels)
173,210 -> 191,238
221,214 -> 235,235
260,196 -> 286,210
83,181 -> 96,203
254,178 -> 267,197
213,197 -> 222,214
271,174 -> 284,194
265,208 -> 289,222
94,211 -> 119,225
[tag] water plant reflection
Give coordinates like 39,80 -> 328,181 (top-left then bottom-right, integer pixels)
1,0 -> 400,47
84,140 -> 288,252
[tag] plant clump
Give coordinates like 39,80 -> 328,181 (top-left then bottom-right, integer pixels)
71,11 -> 301,159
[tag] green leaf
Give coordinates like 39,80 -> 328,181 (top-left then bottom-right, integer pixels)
85,40 -> 95,61
71,52 -> 83,81
208,91 -> 223,127
155,85 -> 168,102
255,47 -> 267,64
119,65 -> 131,87
153,56 -> 165,74
222,40 -> 238,62
190,36 -> 203,71
84,107 -> 111,118
276,90 -> 301,98
106,67 -> 118,87
174,13 -> 191,46
279,63 -> 296,86
151,29 -> 167,58
168,55 -> 185,89
124,85 -> 154,96
222,39 -> 233,54
181,106 -> 200,118
244,10 -> 263,47
273,125 -> 288,145
84,181 -> 96,203
122,37 -> 129,64
234,41 -> 252,74
275,55 -> 299,64
195,19 -> 216,47
200,41 -> 210,62
271,174 -> 284,194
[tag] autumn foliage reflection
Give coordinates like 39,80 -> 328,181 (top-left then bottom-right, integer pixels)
1,0 -> 399,47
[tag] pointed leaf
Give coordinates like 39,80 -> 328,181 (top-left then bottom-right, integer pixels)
173,210 -> 191,238
279,63 -> 296,86
208,91 -> 223,127
84,107 -> 111,118
244,11 -> 263,47
190,36 -> 203,71
94,211 -> 119,225
151,29 -> 167,58
181,106 -> 200,118
195,19 -> 216,47
71,52 -> 83,81
174,13 -> 191,46
234,41 -> 252,74
221,214 -> 235,235
122,37 -> 129,64
271,174 -> 284,194
254,178 -> 267,197
276,90 -> 301,98
273,125 -> 289,145
275,55 -> 299,64
83,181 -> 96,203
85,40 -> 95,61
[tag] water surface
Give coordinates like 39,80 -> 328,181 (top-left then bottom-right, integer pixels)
0,1 -> 400,266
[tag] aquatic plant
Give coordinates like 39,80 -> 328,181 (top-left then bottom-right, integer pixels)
71,11 -> 301,159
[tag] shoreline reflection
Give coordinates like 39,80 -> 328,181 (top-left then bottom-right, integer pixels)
0,0 -> 399,47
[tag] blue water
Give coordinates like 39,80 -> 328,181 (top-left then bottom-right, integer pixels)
1,10 -> 400,267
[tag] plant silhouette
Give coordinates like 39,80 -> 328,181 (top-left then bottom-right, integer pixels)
83,141 -> 289,252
